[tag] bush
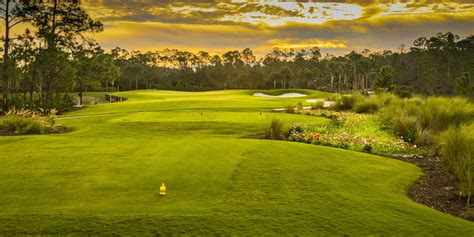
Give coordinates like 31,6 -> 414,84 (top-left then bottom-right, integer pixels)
438,124 -> 474,204
354,100 -> 379,114
296,102 -> 303,111
0,108 -> 57,135
311,101 -> 324,110
333,95 -> 358,111
377,95 -> 473,146
417,129 -> 434,146
267,118 -> 286,140
285,105 -> 295,114
402,97 -> 473,132
363,144 -> 373,153
287,125 -> 303,135
394,89 -> 412,99
393,114 -> 419,144
1,116 -> 44,134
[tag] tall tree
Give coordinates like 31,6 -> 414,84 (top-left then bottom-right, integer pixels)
456,72 -> 472,96
0,0 -> 35,111
30,0 -> 102,109
74,44 -> 120,105
374,65 -> 395,91
280,66 -> 292,89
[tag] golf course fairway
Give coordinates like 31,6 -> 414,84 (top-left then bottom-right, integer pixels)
1,90 -> 473,235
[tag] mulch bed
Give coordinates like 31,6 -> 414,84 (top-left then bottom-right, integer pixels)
381,153 -> 474,221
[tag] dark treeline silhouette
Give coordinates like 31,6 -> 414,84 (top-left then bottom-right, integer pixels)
110,33 -> 474,98
1,1 -> 473,112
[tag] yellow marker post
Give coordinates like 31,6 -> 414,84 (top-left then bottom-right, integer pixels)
160,183 -> 166,196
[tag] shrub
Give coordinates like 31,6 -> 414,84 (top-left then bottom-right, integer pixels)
285,105 -> 295,114
354,100 -> 379,114
311,101 -> 324,110
393,114 -> 419,144
333,95 -> 358,111
394,89 -> 412,99
405,97 -> 473,132
267,118 -> 286,140
363,144 -> 373,153
296,102 -> 303,111
377,95 -> 473,146
417,129 -> 434,146
287,125 -> 303,135
1,116 -> 44,134
438,124 -> 474,204
0,108 -> 58,135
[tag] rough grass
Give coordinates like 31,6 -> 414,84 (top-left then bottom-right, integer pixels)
0,109 -> 58,135
439,124 -> 474,203
333,95 -> 358,111
393,114 -> 420,144
267,118 -> 285,140
0,90 -> 473,235
354,100 -> 379,114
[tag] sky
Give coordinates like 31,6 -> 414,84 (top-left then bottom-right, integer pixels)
79,0 -> 474,56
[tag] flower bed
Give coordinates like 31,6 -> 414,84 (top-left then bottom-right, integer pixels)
287,110 -> 418,154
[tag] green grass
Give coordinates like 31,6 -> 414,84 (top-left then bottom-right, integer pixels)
0,90 -> 473,235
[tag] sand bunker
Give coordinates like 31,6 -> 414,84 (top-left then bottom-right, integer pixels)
253,93 -> 307,98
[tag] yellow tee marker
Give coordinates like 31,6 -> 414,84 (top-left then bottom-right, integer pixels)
160,183 -> 166,196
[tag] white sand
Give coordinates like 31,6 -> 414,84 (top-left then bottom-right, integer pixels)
253,93 -> 307,98
306,99 -> 323,103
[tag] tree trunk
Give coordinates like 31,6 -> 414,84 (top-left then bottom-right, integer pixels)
330,75 -> 334,92
2,0 -> 11,112
353,66 -> 358,91
79,81 -> 83,105
361,74 -> 365,90
343,75 -> 347,91
45,0 -> 59,110
29,82 -> 34,106
338,74 -> 342,92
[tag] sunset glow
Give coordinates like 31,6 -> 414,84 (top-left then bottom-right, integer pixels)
76,1 -> 474,55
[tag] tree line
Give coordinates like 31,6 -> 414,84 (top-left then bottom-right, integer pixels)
109,32 -> 472,97
1,1 -> 473,112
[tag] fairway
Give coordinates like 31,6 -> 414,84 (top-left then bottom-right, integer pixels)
1,90 -> 473,235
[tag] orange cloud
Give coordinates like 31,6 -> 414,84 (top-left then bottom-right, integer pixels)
76,1 -> 474,57
265,38 -> 348,49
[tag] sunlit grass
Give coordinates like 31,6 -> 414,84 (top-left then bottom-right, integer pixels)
0,90 -> 473,235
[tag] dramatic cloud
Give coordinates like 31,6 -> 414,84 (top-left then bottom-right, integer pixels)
79,0 -> 474,56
